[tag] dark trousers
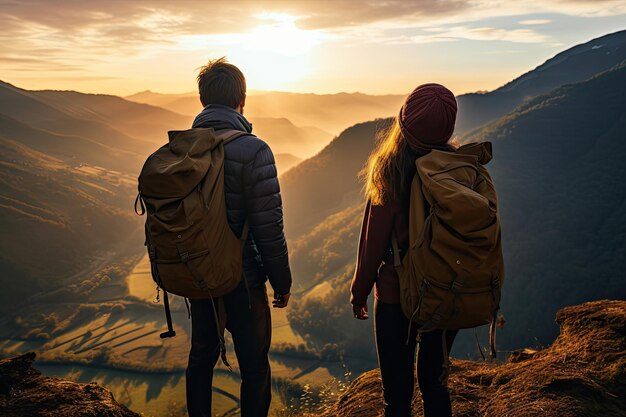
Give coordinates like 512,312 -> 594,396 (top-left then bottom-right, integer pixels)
186,286 -> 271,417
375,300 -> 458,417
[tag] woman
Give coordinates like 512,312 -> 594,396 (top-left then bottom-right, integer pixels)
351,83 -> 459,417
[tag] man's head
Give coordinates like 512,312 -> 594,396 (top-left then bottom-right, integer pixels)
197,57 -> 246,112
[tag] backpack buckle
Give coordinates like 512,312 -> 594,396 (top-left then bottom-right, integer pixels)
194,279 -> 208,290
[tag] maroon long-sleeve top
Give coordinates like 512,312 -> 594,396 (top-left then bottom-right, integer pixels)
350,197 -> 410,307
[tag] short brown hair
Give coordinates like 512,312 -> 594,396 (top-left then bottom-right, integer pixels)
197,57 -> 246,108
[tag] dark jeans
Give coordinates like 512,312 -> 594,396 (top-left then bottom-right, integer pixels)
375,300 -> 458,417
186,285 -> 271,417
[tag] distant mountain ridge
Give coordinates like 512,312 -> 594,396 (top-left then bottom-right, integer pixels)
275,152 -> 303,173
125,89 -> 405,137
281,119 -> 386,238
249,116 -> 334,158
30,88 -> 193,145
0,80 -> 191,173
456,29 -> 626,134
126,90 -> 339,159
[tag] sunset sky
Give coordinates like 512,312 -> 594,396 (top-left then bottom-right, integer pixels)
1,0 -> 625,96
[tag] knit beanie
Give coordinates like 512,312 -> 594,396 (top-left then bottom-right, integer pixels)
398,83 -> 457,153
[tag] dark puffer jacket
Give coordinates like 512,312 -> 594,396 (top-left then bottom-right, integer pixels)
192,104 -> 292,295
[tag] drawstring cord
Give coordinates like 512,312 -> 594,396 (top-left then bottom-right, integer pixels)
406,280 -> 428,345
184,297 -> 191,319
208,296 -> 232,371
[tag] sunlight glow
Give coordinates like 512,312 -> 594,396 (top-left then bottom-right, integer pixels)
248,12 -> 322,56
176,12 -> 328,91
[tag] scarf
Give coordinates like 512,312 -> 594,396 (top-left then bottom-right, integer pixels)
192,104 -> 253,133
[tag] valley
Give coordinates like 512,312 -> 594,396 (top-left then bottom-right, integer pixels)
0,247 -> 368,417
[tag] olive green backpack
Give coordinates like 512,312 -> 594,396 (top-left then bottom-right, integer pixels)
134,128 -> 250,367
393,141 -> 504,365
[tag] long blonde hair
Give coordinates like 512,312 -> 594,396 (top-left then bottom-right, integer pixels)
362,119 -> 418,206
363,118 -> 459,205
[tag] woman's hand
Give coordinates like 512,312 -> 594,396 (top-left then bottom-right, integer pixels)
352,304 -> 369,320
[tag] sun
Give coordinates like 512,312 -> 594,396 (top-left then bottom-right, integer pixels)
179,12 -> 328,92
232,13 -> 324,91
246,12 -> 321,57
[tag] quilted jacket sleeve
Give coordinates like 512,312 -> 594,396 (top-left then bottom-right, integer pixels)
242,143 -> 292,295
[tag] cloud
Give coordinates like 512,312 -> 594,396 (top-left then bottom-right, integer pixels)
292,0 -> 626,30
0,55 -> 83,71
291,0 -> 473,30
550,0 -> 626,16
442,26 -> 551,43
0,0 -> 624,89
519,19 -> 553,25
0,1 -> 624,56
371,26 -> 551,45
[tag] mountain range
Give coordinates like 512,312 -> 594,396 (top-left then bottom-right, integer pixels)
125,89 -> 406,138
456,29 -> 626,135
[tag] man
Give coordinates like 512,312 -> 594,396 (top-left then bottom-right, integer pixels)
186,57 -> 292,417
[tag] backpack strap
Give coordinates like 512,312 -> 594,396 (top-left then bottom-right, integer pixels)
214,128 -> 252,310
145,216 -> 176,339
439,331 -> 451,385
175,245 -> 233,370
489,306 -> 499,359
391,230 -> 401,267
160,289 -> 176,339
214,128 -> 253,246
215,129 -> 254,145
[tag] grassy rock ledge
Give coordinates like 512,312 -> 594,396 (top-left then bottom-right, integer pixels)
0,352 -> 139,417
320,300 -> 626,417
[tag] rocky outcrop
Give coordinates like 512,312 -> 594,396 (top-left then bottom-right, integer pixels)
0,352 -> 139,417
321,300 -> 626,417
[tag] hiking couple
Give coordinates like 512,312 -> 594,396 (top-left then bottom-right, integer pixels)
137,58 -> 503,417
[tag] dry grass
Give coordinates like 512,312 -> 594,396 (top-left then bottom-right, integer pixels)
317,300 -> 626,417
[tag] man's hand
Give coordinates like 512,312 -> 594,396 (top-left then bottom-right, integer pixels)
272,292 -> 290,308
353,304 -> 369,320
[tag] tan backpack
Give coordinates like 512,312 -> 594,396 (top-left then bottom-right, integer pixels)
134,128 -> 250,367
394,141 -> 504,363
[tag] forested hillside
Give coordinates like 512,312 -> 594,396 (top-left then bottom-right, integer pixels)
0,82 -> 151,314
464,62 -> 626,347
281,119 -> 389,238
